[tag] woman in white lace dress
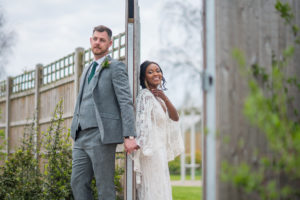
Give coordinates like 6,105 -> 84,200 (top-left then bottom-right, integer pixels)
134,61 -> 184,200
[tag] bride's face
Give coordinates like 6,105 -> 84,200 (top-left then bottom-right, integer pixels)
145,63 -> 163,89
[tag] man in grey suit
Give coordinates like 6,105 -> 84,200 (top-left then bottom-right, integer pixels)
70,25 -> 137,200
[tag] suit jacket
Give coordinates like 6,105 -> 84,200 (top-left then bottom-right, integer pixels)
71,55 -> 136,144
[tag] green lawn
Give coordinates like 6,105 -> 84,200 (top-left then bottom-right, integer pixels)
172,186 -> 202,200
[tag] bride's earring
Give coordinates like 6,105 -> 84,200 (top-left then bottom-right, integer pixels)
145,80 -> 149,89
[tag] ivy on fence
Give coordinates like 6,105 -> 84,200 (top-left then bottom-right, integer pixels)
221,1 -> 300,199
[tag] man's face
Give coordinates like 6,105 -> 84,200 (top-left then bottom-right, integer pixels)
90,31 -> 112,58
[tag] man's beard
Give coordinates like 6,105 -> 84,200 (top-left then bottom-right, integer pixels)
92,47 -> 108,57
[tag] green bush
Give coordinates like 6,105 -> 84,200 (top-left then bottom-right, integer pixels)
0,123 -> 43,200
169,156 -> 181,174
169,150 -> 202,175
0,100 -> 125,199
0,129 -> 6,161
41,100 -> 73,200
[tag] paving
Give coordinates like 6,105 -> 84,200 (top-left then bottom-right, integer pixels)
171,180 -> 202,187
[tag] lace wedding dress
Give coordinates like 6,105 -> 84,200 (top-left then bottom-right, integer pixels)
133,89 -> 184,200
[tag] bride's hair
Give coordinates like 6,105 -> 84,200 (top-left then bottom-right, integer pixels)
139,60 -> 167,90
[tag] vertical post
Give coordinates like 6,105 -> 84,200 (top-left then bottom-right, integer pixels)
180,111 -> 186,181
126,0 -> 134,198
202,0 -> 207,198
5,76 -> 12,158
125,0 -> 140,199
190,111 -> 196,180
112,35 -> 116,59
74,47 -> 85,96
134,1 -> 141,95
203,0 -> 216,199
118,33 -> 122,59
34,64 -> 43,159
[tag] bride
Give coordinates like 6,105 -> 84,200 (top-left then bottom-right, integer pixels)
134,60 -> 184,200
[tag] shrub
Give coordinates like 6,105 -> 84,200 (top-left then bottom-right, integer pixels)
169,150 -> 202,175
0,100 -> 125,199
41,100 -> 73,200
0,123 -> 43,200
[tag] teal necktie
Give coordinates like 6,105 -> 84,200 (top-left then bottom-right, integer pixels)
88,61 -> 98,83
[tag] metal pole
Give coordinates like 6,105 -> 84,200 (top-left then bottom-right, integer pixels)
204,0 -> 216,199
125,0 -> 138,199
202,0 -> 207,198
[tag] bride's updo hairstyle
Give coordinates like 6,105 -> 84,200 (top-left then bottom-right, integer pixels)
139,60 -> 167,90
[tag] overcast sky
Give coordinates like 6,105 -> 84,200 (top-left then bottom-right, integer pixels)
1,0 -> 163,74
1,0 -> 202,108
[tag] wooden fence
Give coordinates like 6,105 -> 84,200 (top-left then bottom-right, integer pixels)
0,32 -> 126,155
202,0 -> 300,199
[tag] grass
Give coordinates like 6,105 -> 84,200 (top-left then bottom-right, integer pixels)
172,186 -> 202,200
171,174 -> 202,200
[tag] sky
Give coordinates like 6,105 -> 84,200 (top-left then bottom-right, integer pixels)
0,0 -> 202,108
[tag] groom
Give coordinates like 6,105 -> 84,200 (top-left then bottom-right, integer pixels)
70,25 -> 137,200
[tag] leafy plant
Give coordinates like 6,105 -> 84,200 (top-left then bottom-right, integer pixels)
41,100 -> 73,200
0,100 -> 125,199
169,150 -> 201,175
0,122 -> 43,200
0,128 -> 6,161
221,1 -> 300,199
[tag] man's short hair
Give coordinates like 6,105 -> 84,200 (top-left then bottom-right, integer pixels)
93,25 -> 112,39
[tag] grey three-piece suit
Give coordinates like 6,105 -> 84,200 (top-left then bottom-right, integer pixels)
70,55 -> 136,200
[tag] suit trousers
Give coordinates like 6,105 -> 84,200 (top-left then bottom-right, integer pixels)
71,127 -> 117,200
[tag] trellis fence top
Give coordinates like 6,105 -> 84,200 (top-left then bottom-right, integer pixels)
0,32 -> 126,97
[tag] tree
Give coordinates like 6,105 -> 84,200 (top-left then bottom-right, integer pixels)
0,6 -> 14,79
158,0 -> 202,108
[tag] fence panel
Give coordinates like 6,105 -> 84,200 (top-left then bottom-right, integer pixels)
0,32 -> 126,156
214,1 -> 300,199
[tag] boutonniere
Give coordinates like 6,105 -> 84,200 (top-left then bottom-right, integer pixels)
101,58 -> 110,69
96,57 -> 111,73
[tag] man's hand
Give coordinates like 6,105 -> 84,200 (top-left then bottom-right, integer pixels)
124,138 -> 138,154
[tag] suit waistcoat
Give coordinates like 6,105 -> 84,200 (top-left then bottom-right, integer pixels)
78,74 -> 98,130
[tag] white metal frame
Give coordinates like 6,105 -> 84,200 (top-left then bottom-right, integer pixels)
126,0 -> 140,199
203,0 -> 216,199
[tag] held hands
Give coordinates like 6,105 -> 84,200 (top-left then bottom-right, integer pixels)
124,138 -> 139,154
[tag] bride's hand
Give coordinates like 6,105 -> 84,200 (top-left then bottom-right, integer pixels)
151,89 -> 179,121
150,89 -> 169,102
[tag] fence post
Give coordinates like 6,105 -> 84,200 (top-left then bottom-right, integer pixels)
190,111 -> 196,180
34,64 -> 43,159
5,77 -> 12,157
125,0 -> 140,199
74,47 -> 85,96
180,111 -> 186,181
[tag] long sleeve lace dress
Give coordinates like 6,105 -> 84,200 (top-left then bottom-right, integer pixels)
134,89 -> 184,200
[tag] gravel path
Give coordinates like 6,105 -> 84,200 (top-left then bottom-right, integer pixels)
171,180 -> 202,187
